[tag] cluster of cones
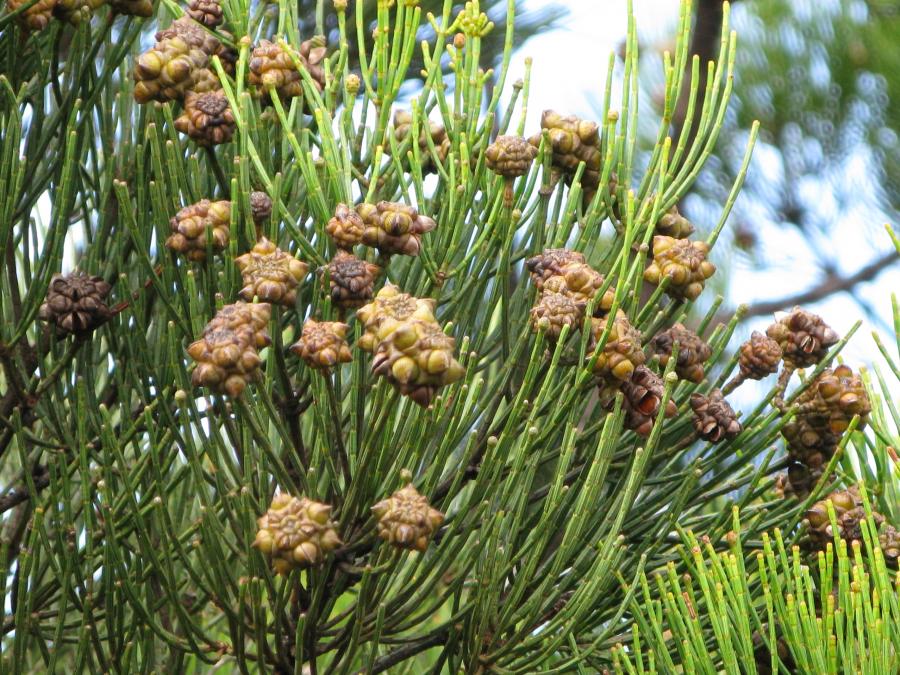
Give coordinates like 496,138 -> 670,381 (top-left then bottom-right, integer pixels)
253,483 -> 444,574
9,0 -> 149,33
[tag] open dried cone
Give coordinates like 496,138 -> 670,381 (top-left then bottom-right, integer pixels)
253,494 -> 342,574
290,320 -> 352,369
166,199 -> 231,261
767,307 -> 839,402
372,484 -> 444,552
651,323 -> 711,383
690,389 -> 742,442
234,238 -> 308,307
615,366 -> 677,437
320,251 -> 380,309
643,235 -> 716,301
39,272 -> 112,336
388,110 -> 451,174
356,201 -> 437,257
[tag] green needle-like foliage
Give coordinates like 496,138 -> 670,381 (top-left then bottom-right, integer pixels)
0,0 -> 888,671
613,506 -> 900,675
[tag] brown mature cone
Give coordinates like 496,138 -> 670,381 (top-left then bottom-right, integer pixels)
108,0 -> 152,16
542,262 -> 615,315
248,37 -> 326,104
7,0 -> 55,31
388,110 -> 451,173
370,317 -> 466,406
651,323 -> 711,383
643,236 -> 716,301
326,203 -> 365,250
39,272 -> 112,336
530,291 -> 585,341
174,90 -> 236,146
250,191 -> 273,225
205,301 -> 271,348
290,320 -> 352,369
356,285 -> 436,352
617,366 -> 677,437
320,251 -> 380,309
655,205 -> 695,239
528,110 -> 601,201
773,463 -> 819,501
525,249 -> 586,291
797,365 -> 871,434
690,389 -> 742,442
252,494 -> 342,574
355,201 -> 437,257
372,484 -> 444,552
880,525 -> 900,568
485,135 -> 538,179
155,17 -> 222,55
805,486 -> 884,553
766,307 -> 839,369
186,0 -> 223,27
234,238 -> 309,307
588,310 -> 645,383
188,302 -> 271,397
165,199 -> 231,261
133,37 -> 211,103
738,331 -> 783,380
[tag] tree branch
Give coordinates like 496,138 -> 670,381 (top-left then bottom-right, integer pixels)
741,249 -> 900,320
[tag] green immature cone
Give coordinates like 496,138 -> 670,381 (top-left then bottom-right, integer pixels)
766,306 -> 839,370
485,135 -> 537,206
290,320 -> 352,370
133,37 -> 211,104
355,201 -> 437,257
388,110 -> 451,174
690,389 -> 742,442
174,90 -> 236,147
234,238 -> 309,307
356,285 -> 436,352
589,310 -> 645,382
651,323 -> 711,383
165,199 -> 231,262
320,251 -> 380,309
253,494 -> 342,575
643,236 -> 716,301
372,484 -> 444,552
38,272 -> 112,336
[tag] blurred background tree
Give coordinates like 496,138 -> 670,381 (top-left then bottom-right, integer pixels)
674,0 -> 900,324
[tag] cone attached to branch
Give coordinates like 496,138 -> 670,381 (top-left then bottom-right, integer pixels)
39,272 -> 112,336
290,320 -> 352,370
165,199 -> 231,261
387,110 -> 452,174
320,251 -> 380,310
525,249 -> 587,291
529,291 -> 584,341
234,238 -> 308,307
651,323 -> 711,383
643,236 -> 716,301
588,310 -> 645,383
528,110 -> 601,204
372,484 -> 444,552
738,331 -> 783,381
655,205 -> 695,239
8,0 -> 56,31
133,36 -> 212,103
174,89 -> 236,146
485,135 -> 537,206
248,37 -> 326,105
356,201 -> 437,257
186,0 -> 223,27
690,389 -> 742,442
253,494 -> 342,574
250,191 -> 273,226
542,262 -> 615,315
356,285 -> 436,352
804,486 -> 884,553
616,366 -> 677,437
326,203 -> 366,250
